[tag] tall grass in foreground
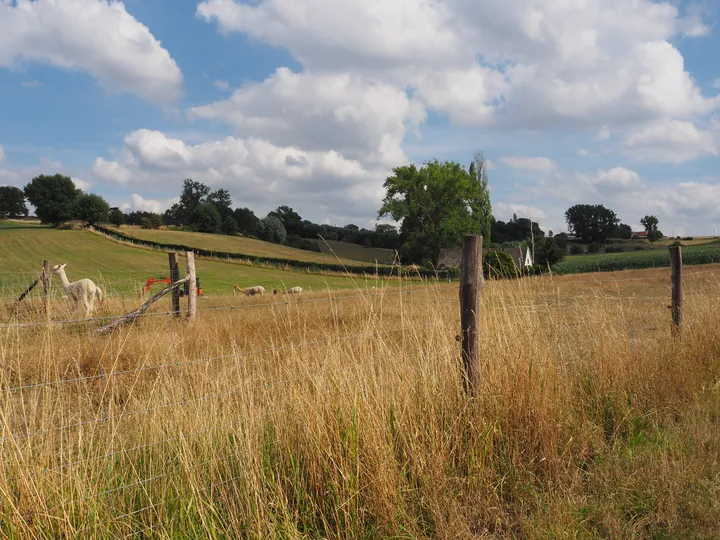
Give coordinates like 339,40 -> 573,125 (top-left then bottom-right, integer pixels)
0,275 -> 719,538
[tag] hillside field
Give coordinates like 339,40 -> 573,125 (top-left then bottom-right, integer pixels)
314,238 -> 397,264
0,222 -> 384,298
110,226 -> 375,266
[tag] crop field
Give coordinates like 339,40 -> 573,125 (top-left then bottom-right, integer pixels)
109,225 -> 375,266
555,243 -> 720,274
2,228 -> 720,538
0,222 -> 389,297
313,238 -> 397,264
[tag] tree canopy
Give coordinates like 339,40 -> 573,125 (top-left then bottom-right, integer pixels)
564,204 -> 619,243
0,186 -> 28,219
378,159 -> 492,266
641,215 -> 661,243
468,151 -> 492,242
74,193 -> 110,225
255,215 -> 287,244
24,174 -> 80,225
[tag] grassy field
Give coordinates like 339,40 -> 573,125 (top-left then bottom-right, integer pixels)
0,222 -> 382,298
1,260 -> 720,537
110,226 -> 374,266
314,238 -> 397,264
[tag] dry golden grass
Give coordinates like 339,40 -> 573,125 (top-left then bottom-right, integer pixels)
1,268 -> 720,538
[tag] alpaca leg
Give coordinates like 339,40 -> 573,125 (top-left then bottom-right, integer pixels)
82,298 -> 91,318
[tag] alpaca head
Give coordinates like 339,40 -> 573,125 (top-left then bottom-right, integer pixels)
274,289 -> 278,295
51,263 -> 67,275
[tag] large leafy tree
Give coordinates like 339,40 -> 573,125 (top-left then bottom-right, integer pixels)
24,174 -> 80,225
378,159 -> 491,266
234,207 -> 259,234
269,205 -> 303,236
616,223 -> 633,239
167,179 -> 211,225
109,207 -> 125,227
206,188 -> 233,219
640,215 -> 661,243
74,193 -> 110,225
534,237 -> 565,267
468,151 -> 492,242
564,204 -> 619,243
255,215 -> 287,244
192,203 -> 222,233
0,186 -> 28,219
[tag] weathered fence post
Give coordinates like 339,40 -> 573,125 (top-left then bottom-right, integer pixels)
168,252 -> 180,317
460,235 -> 483,394
42,259 -> 51,323
186,251 -> 197,321
669,245 -> 683,335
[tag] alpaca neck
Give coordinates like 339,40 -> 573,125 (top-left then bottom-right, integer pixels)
56,270 -> 73,292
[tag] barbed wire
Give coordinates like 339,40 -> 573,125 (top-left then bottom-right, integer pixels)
5,323 -> 440,440
0,289 -> 417,330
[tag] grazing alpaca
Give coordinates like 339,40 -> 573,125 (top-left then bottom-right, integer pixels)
51,263 -> 103,317
233,285 -> 265,296
273,286 -> 303,295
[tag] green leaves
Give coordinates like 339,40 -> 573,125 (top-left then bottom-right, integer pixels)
379,158 -> 492,266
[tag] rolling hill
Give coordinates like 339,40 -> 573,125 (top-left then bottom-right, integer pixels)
0,222 -> 376,297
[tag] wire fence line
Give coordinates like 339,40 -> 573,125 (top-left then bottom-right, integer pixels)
4,270 -> 719,331
4,322 -> 442,441
0,288 -> 418,330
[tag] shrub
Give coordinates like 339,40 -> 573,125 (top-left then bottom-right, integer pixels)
483,249 -> 518,279
604,246 -> 624,254
634,246 -> 645,251
683,237 -> 694,241
74,193 -> 110,225
285,235 -> 321,253
587,243 -> 603,254
569,244 -> 585,255
140,214 -> 163,229
255,215 -> 287,244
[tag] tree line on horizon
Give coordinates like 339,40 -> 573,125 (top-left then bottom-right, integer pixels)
0,163 -> 665,269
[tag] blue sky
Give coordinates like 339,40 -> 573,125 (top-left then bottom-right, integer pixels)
1,0 -> 719,236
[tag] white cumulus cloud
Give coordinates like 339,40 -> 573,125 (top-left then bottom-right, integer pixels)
499,156 -> 557,173
189,68 -> 426,169
0,0 -> 182,103
213,80 -> 230,91
120,193 -> 175,214
93,129 -> 390,224
624,120 -> 718,164
93,157 -> 132,184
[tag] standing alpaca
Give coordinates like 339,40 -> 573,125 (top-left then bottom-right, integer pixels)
51,263 -> 103,317
233,285 -> 265,296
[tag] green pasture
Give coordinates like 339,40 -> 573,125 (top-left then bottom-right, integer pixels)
0,222 -> 375,297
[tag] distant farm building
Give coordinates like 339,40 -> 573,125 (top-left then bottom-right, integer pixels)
632,231 -> 649,239
437,246 -> 534,272
502,247 -> 534,269
437,248 -> 462,270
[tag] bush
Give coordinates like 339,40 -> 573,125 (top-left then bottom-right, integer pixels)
483,249 -> 518,279
141,214 -> 163,229
255,215 -> 287,244
74,193 -> 110,225
569,244 -> 585,255
191,203 -> 222,233
587,243 -> 603,254
285,235 -> 321,253
604,246 -> 624,254
683,237 -> 694,241
634,246 -> 645,251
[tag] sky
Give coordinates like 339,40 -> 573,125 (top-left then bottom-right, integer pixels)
1,0 -> 720,236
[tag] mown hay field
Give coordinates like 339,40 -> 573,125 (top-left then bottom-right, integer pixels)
1,261 -> 720,538
0,222 -> 390,297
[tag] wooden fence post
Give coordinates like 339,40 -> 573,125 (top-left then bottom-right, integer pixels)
168,252 -> 180,317
42,259 -> 51,323
460,235 -> 483,394
669,245 -> 683,335
186,252 -> 197,321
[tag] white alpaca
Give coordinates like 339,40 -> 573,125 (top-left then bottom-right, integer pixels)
233,285 -> 265,296
51,263 -> 103,317
273,287 -> 303,295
